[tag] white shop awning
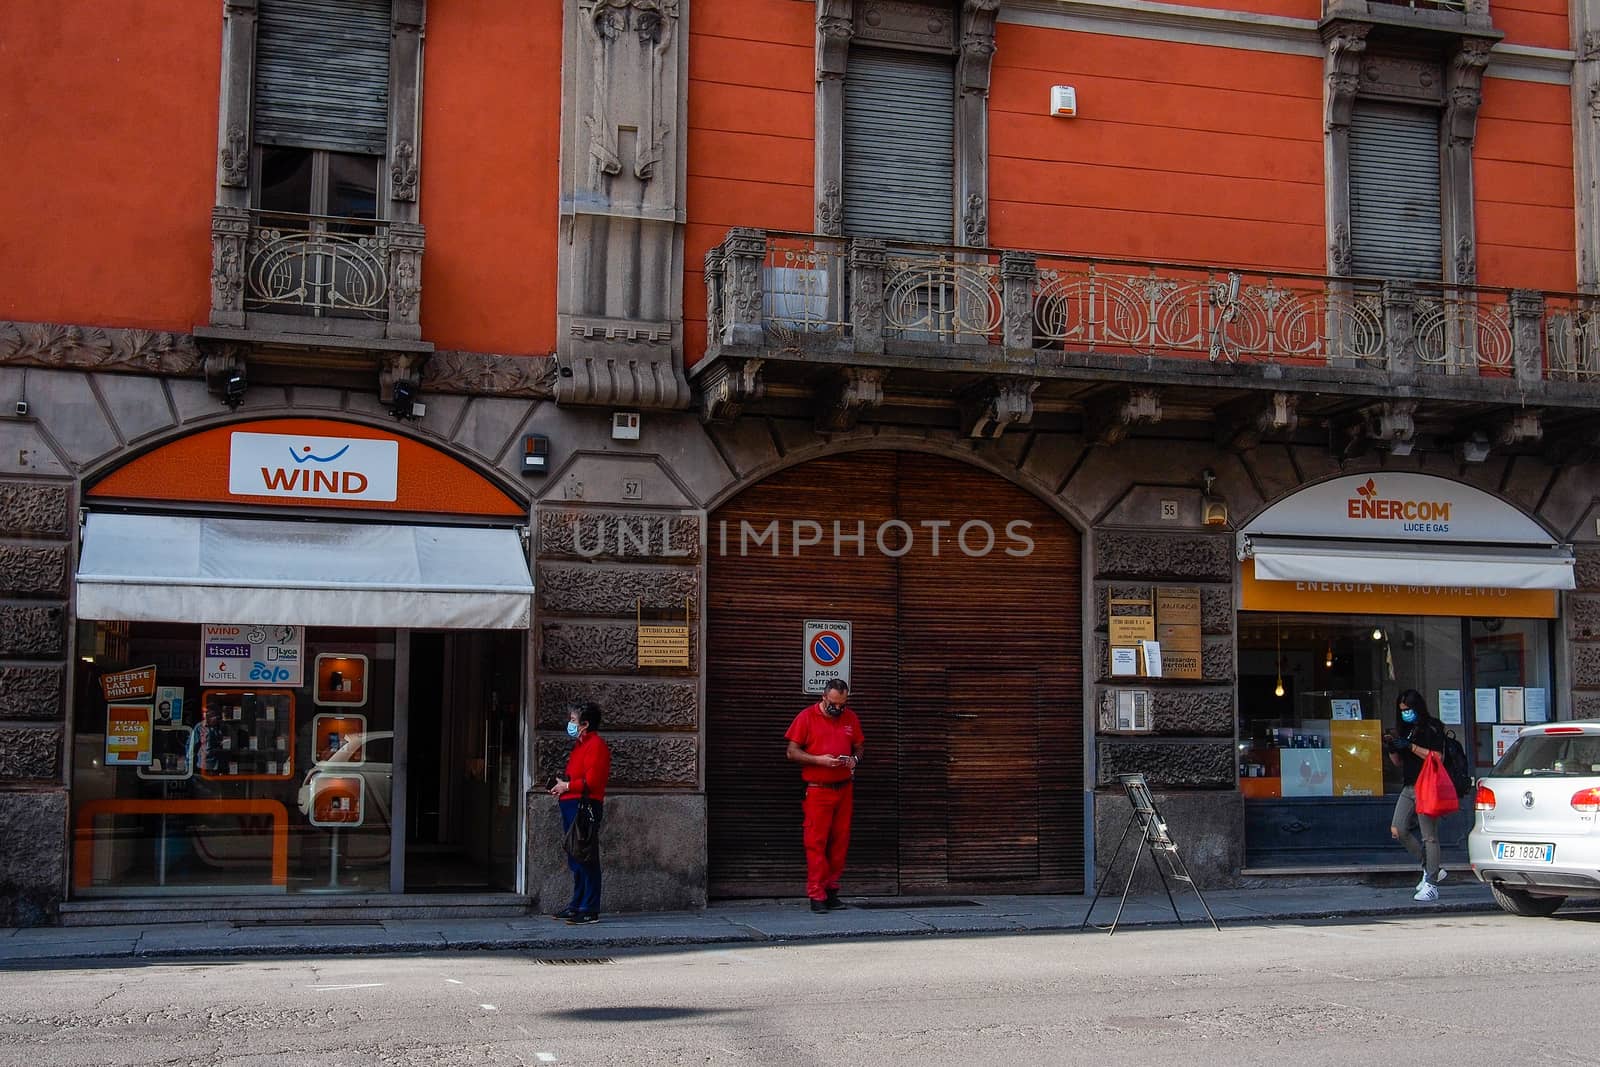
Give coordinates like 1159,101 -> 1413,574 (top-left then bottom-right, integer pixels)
1243,535 -> 1575,591
76,513 -> 534,629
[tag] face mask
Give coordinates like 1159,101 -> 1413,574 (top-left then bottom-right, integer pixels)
567,721 -> 581,739
1400,709 -> 1416,724
823,700 -> 843,716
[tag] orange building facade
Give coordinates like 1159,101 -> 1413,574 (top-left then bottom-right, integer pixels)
4,0 -> 1600,924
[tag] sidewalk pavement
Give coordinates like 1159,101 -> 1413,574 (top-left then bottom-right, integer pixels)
0,880 -> 1498,966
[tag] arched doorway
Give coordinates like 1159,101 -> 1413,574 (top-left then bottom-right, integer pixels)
706,451 -> 1084,897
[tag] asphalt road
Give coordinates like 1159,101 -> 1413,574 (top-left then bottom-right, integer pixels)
2,910 -> 1596,1066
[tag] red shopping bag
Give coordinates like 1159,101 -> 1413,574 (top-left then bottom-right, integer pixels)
1416,751 -> 1460,817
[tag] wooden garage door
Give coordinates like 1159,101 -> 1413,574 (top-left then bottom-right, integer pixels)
706,451 -> 1083,897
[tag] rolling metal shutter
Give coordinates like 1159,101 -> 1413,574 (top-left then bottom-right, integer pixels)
254,0 -> 392,154
1348,102 -> 1442,280
842,49 -> 956,243
705,451 -> 1084,898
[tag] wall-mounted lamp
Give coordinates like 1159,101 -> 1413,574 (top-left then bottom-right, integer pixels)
521,434 -> 551,477
1201,468 -> 1228,527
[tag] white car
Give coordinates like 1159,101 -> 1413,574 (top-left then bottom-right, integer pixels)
1469,722 -> 1600,916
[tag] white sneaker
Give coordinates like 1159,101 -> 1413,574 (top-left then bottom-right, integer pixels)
1414,882 -> 1439,902
1416,869 -> 1448,892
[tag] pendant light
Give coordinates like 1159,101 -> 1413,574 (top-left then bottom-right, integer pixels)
1274,615 -> 1285,698
1324,640 -> 1333,669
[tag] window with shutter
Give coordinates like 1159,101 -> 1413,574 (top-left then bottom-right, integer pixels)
842,48 -> 956,243
1348,101 -> 1443,280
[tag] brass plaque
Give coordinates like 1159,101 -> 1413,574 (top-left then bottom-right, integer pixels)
1156,587 -> 1202,626
1109,615 -> 1156,645
638,624 -> 691,668
1157,623 -> 1202,651
1163,649 -> 1203,679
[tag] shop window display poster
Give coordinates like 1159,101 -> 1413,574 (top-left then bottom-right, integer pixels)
1330,699 -> 1362,720
1474,688 -> 1498,723
106,703 -> 153,765
1500,686 -> 1526,725
1437,690 -> 1462,726
1525,688 -> 1548,723
1494,725 -> 1524,761
1332,720 -> 1383,796
1281,747 -> 1334,797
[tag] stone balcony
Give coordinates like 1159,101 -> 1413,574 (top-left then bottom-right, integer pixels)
199,206 -> 432,403
698,228 -> 1600,453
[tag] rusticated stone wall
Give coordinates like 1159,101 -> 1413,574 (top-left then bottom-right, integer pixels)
1092,530 -> 1240,889
1570,547 -> 1600,720
532,504 -> 704,796
0,475 -> 73,924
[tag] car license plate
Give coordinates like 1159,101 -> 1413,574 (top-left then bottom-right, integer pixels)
1494,842 -> 1555,863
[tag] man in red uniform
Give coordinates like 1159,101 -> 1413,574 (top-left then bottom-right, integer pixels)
785,678 -> 865,913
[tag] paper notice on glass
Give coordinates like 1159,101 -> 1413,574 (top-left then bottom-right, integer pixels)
1110,647 -> 1139,677
1500,686 -> 1526,724
1525,688 -> 1548,723
1330,699 -> 1363,721
1474,688 -> 1498,723
1494,724 -> 1524,761
1140,640 -> 1163,678
1437,690 -> 1462,726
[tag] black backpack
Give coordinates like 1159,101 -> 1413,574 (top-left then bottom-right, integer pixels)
1441,729 -> 1473,795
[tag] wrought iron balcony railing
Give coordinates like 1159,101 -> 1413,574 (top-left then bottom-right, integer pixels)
209,207 -> 424,340
702,229 -> 1600,385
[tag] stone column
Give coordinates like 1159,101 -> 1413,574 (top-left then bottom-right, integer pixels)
814,0 -> 852,236
385,221 -> 426,342
1443,39 -> 1492,289
1510,289 -> 1547,386
556,0 -> 693,409
719,228 -> 767,349
0,477 -> 72,926
1574,0 -> 1600,292
849,238 -> 886,355
1321,21 -> 1369,278
529,503 -> 706,911
1382,280 -> 1418,378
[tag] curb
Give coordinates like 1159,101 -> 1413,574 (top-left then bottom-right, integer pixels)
0,898 -> 1501,965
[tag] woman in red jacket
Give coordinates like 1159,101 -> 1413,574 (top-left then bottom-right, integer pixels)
549,702 -> 611,924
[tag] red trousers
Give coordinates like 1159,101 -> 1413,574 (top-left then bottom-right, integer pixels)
802,782 -> 854,900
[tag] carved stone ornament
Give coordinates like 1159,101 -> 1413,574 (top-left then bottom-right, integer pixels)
1365,400 -> 1417,454
700,358 -> 765,423
581,0 -> 680,189
0,319 -> 203,376
390,139 -> 418,202
856,1 -> 955,53
1329,222 -> 1353,276
421,350 -> 559,398
958,0 -> 1000,96
1215,391 -> 1299,453
1322,21 -> 1369,131
1453,235 -> 1477,286
815,366 -> 886,432
962,376 -> 1037,439
219,124 -> 248,187
962,192 -> 988,246
818,179 -> 843,236
1088,387 -> 1163,447
817,0 -> 854,80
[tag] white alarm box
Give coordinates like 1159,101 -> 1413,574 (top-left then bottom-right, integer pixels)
1050,85 -> 1077,118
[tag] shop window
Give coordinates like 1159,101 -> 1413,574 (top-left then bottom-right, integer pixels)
1238,613 -> 1554,801
70,622 -> 396,895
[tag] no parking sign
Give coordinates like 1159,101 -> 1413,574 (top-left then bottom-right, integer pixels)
803,619 -> 852,695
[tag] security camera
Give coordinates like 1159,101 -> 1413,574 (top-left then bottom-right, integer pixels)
13,401 -> 27,417
222,373 -> 248,411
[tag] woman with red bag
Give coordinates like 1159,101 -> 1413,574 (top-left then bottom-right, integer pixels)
1387,689 -> 1449,902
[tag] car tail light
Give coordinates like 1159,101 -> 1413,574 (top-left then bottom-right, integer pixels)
1475,785 -> 1496,811
1572,788 -> 1600,813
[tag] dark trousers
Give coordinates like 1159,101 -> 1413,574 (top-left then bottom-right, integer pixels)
559,798 -> 603,914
